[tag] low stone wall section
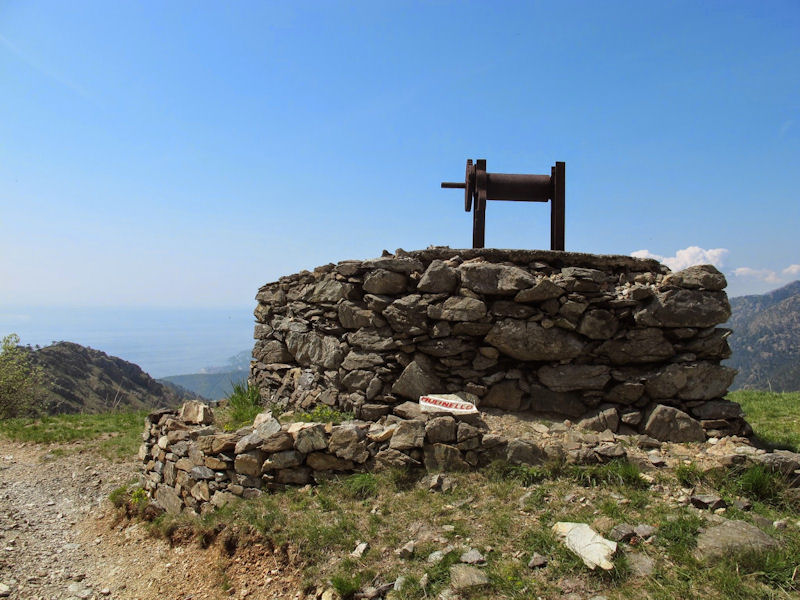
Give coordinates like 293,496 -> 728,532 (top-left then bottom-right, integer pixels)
250,248 -> 744,440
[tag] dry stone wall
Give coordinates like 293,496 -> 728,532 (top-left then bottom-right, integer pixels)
251,248 -> 743,440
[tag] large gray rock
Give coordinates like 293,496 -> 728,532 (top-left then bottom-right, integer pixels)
347,328 -> 402,351
425,416 -> 457,443
417,260 -> 459,293
383,295 -> 428,335
482,380 -> 524,411
285,330 -> 345,370
328,425 -> 369,463
392,360 -> 443,400
690,399 -> 742,420
374,448 -> 420,470
424,443 -> 470,472
578,309 -> 619,340
304,279 -> 356,303
253,339 -> 292,364
538,365 -> 611,392
459,262 -> 536,295
578,407 -> 619,432
677,363 -> 737,400
363,269 -> 407,294
341,351 -> 384,371
179,401 -> 214,425
338,302 -> 376,330
485,319 -> 586,361
644,405 -> 705,442
154,485 -> 183,515
363,256 -> 424,274
506,439 -> 546,466
514,279 -> 564,302
235,450 -> 265,476
427,296 -> 487,321
598,329 -> 674,365
634,289 -> 731,328
262,450 -> 303,470
261,431 -> 294,453
389,420 -> 426,451
752,450 -> 800,475
292,424 -> 328,454
644,364 -> 688,398
694,519 -> 779,561
306,452 -> 354,471
666,265 -> 727,291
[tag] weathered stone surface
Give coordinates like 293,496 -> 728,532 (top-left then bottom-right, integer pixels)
578,309 -> 619,340
666,265 -> 727,291
527,385 -> 587,418
538,365 -> 611,392
292,424 -> 328,454
235,451 -> 265,476
261,431 -> 295,453
417,337 -> 474,357
578,407 -> 619,432
363,269 -> 407,294
374,448 -> 420,470
485,319 -> 586,361
329,425 -> 369,462
338,302 -> 376,330
384,295 -> 428,334
506,439 -> 545,466
425,416 -> 457,444
253,339 -> 291,364
307,452 -> 355,471
285,331 -> 345,370
606,382 -> 645,405
449,564 -> 489,590
342,351 -> 384,371
644,364 -> 687,398
262,450 -> 303,471
690,399 -> 742,420
392,360 -> 443,400
677,364 -> 737,400
235,431 -> 264,454
363,256 -> 424,274
211,434 -> 238,454
598,329 -> 674,365
304,279 -> 356,303
694,519 -> 779,561
427,296 -> 487,321
459,262 -> 535,295
515,279 -> 564,302
644,405 -> 705,442
190,481 -> 211,502
155,485 -> 183,515
179,401 -> 214,425
635,289 -> 731,328
417,260 -> 459,293
389,420 -> 426,451
752,450 -> 800,475
275,467 -> 313,485
424,443 -> 470,471
481,380 -> 523,410
189,465 -> 215,480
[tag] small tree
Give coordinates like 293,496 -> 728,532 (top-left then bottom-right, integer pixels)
0,333 -> 45,418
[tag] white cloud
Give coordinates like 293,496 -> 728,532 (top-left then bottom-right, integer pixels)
630,246 -> 728,271
782,264 -> 800,277
732,267 -> 783,283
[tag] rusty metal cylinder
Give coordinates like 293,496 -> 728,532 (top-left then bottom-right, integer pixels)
486,173 -> 551,202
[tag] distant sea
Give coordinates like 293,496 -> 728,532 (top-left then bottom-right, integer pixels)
0,306 -> 254,378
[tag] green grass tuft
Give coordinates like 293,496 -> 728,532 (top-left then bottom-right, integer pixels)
296,405 -> 353,424
225,382 -> 263,429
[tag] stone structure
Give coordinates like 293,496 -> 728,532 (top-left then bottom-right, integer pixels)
250,249 -> 743,440
140,249 -> 754,515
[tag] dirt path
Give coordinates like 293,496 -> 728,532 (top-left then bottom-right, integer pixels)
0,440 -> 301,600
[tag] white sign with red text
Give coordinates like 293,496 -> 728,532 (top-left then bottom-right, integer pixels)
419,394 -> 478,415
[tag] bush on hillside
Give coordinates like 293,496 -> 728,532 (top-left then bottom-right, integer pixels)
0,333 -> 45,418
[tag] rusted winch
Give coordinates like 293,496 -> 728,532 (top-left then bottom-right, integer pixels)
441,159 -> 565,250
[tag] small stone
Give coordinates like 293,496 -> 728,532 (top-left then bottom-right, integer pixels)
350,541 -> 369,558
0,583 -> 11,597
690,494 -> 726,510
626,552 -> 655,577
732,498 -> 752,511
609,523 -> 636,542
449,564 -> 489,591
527,553 -> 547,569
634,524 -> 657,539
396,540 -> 416,559
460,548 -> 486,565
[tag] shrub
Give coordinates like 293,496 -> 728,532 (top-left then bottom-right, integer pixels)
0,333 -> 45,419
226,382 -> 262,428
297,405 -> 353,424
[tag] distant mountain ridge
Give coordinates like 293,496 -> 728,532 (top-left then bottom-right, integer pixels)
727,280 -> 800,391
29,341 -> 202,414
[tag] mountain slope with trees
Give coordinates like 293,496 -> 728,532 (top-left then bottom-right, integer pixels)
727,280 -> 800,391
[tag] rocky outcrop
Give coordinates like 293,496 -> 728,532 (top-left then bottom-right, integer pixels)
249,249 -> 744,441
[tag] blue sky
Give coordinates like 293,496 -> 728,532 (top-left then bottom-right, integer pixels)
2,0 -> 799,309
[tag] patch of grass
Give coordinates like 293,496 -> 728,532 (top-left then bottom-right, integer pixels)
225,382 -> 263,429
735,464 -> 787,504
485,459 -> 555,486
675,462 -> 705,487
0,410 -> 146,460
568,459 -> 648,489
296,405 -> 353,424
730,390 -> 800,452
656,512 -> 704,562
340,473 -> 379,500
330,558 -> 371,599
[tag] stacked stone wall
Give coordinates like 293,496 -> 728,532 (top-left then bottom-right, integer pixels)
250,248 -> 744,440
